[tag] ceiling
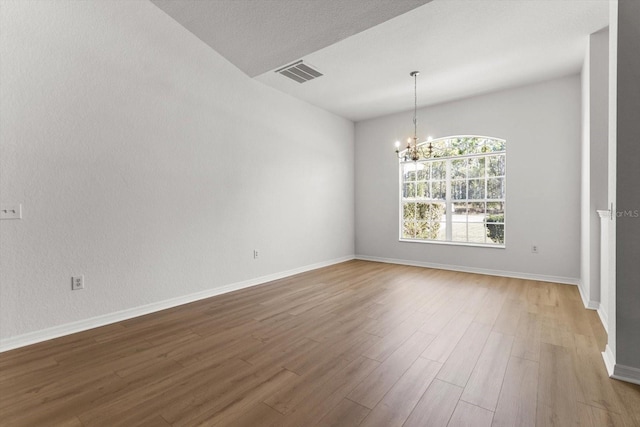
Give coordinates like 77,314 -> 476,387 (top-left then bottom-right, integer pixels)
150,0 -> 433,77
151,0 -> 609,122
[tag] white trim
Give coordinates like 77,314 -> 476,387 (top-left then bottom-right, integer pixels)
597,306 -> 609,333
399,238 -> 505,249
602,346 -> 640,386
577,280 -> 600,310
355,255 -> 579,285
400,134 -> 507,159
602,345 -> 616,376
0,255 -> 355,353
606,0 -> 618,384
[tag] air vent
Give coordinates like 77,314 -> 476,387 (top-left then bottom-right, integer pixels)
275,60 -> 323,83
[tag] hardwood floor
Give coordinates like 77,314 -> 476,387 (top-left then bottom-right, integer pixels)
1,260 -> 639,426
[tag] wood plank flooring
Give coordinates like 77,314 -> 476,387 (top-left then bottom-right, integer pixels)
1,260 -> 639,426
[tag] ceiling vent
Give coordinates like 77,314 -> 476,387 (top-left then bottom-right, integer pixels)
275,60 -> 323,83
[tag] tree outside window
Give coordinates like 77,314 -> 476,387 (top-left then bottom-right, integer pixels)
399,136 -> 505,246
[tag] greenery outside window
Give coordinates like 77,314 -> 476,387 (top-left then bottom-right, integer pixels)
400,136 -> 506,246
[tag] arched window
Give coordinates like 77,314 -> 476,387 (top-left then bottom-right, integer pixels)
399,136 -> 506,246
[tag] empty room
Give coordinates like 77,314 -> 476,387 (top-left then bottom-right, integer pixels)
1,0 -> 639,426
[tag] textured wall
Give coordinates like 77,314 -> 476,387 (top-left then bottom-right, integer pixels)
355,75 -> 582,281
0,0 -> 354,342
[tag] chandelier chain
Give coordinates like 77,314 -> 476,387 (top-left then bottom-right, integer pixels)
395,70 -> 431,162
413,72 -> 417,139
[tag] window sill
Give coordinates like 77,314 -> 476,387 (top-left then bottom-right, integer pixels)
399,238 -> 506,249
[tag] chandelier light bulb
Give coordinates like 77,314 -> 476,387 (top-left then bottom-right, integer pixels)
395,141 -> 401,148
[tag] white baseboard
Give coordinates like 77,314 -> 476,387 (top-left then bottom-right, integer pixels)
602,346 -> 640,386
576,281 -> 600,311
355,255 -> 580,285
597,306 -> 609,333
602,345 -> 616,376
0,255 -> 355,353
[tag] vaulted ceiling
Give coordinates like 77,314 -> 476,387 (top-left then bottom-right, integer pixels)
151,0 -> 609,122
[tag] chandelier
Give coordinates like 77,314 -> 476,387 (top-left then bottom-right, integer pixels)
394,71 -> 433,161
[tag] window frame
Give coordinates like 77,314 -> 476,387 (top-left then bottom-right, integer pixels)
398,135 -> 506,248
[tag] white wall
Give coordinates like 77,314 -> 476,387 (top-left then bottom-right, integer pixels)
580,28 -> 609,310
581,44 -> 592,299
355,75 -> 581,282
0,0 -> 354,344
590,28 -> 609,298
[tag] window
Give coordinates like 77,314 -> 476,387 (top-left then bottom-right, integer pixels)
400,136 -> 506,246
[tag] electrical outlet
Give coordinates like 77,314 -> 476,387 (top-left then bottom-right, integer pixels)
253,250 -> 259,259
0,204 -> 22,220
72,275 -> 85,290
531,245 -> 539,254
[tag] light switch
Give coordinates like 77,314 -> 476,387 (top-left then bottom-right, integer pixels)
0,204 -> 22,220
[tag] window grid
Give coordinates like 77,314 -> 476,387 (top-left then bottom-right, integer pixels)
399,137 -> 505,246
